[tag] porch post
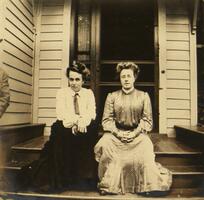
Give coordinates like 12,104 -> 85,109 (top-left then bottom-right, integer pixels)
158,0 -> 167,134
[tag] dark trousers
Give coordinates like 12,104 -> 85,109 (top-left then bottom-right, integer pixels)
18,120 -> 98,191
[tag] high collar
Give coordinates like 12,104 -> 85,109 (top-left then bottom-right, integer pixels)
122,87 -> 135,95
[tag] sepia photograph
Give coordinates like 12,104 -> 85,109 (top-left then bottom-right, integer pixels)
0,0 -> 204,199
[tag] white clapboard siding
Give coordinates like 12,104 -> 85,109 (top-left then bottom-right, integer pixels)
33,0 -> 72,135
165,0 -> 191,136
0,0 -> 34,126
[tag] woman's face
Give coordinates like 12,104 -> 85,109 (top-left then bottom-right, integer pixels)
68,70 -> 84,92
120,68 -> 136,90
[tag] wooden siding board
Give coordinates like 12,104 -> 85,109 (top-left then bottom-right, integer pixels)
41,15 -> 63,25
167,80 -> 190,89
0,113 -> 31,125
167,89 -> 190,100
166,50 -> 190,61
3,53 -> 32,75
39,69 -> 61,79
20,0 -> 33,15
166,70 -> 190,80
39,98 -> 56,108
38,108 -> 56,118
39,80 -> 61,88
166,60 -> 190,70
166,32 -> 189,41
40,50 -> 62,60
7,102 -> 31,113
42,0 -> 64,6
167,99 -> 190,109
42,6 -> 64,15
166,24 -> 189,33
40,32 -> 63,41
166,15 -> 189,25
39,89 -> 58,98
38,118 -> 55,127
167,109 -> 190,119
40,41 -> 62,50
39,60 -> 62,69
4,41 -> 33,65
4,65 -> 32,85
166,41 -> 189,51
41,24 -> 63,33
9,79 -> 32,95
10,90 -> 32,104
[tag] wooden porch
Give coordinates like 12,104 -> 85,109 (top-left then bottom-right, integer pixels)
0,124 -> 204,199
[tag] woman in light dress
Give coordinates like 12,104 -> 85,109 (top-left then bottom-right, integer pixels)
94,62 -> 172,195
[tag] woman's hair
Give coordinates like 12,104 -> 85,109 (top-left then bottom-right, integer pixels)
66,61 -> 90,81
116,62 -> 140,78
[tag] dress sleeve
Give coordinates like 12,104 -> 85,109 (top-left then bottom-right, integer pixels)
56,89 -> 78,128
134,92 -> 153,134
102,93 -> 118,133
0,70 -> 10,118
79,89 -> 96,127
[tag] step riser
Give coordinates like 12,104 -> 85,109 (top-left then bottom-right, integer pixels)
11,151 -> 40,163
156,154 -> 204,166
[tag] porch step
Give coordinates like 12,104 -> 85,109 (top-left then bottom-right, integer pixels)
175,125 -> 204,149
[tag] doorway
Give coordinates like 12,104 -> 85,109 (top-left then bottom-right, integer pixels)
70,0 -> 158,131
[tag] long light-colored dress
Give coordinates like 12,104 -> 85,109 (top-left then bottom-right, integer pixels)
94,89 -> 172,194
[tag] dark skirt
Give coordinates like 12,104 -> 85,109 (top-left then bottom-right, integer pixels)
18,120 -> 98,191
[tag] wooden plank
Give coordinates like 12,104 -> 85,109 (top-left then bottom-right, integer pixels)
5,19 -> 33,47
5,29 -> 33,56
40,50 -> 62,60
167,51 -> 190,61
3,65 -> 32,85
38,98 -> 56,108
4,41 -> 33,65
167,99 -> 190,110
41,15 -> 63,25
40,32 -> 63,41
10,90 -> 31,104
0,113 -> 31,125
9,79 -> 32,95
41,24 -> 63,33
40,41 -> 62,50
5,9 -> 34,39
166,60 -> 190,70
39,69 -> 61,79
39,80 -> 61,88
167,80 -> 190,89
167,89 -> 190,100
7,102 -> 31,113
38,108 -> 56,117
20,0 -> 33,15
167,119 -> 190,128
167,109 -> 190,119
166,24 -> 189,33
167,70 -> 190,80
38,118 -> 55,126
42,5 -> 64,15
166,41 -> 189,51
3,53 -> 32,75
7,0 -> 33,29
38,89 -> 58,98
166,15 -> 189,25
167,32 -> 189,41
167,127 -> 176,137
39,60 -> 62,69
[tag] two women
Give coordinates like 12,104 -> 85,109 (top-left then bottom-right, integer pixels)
20,61 -> 172,195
